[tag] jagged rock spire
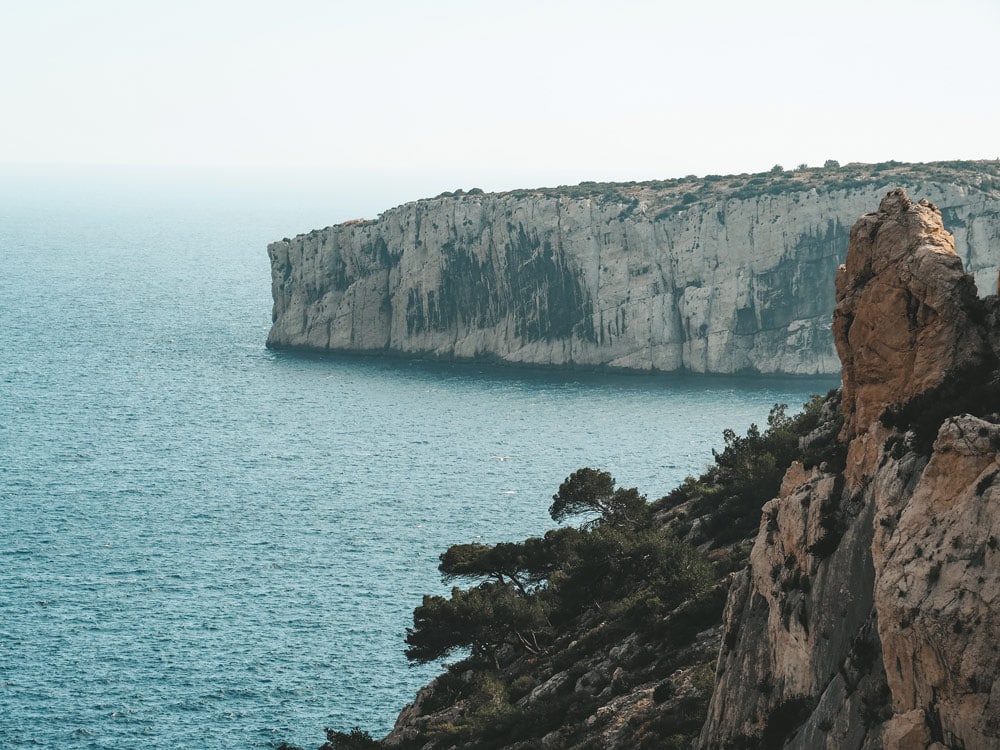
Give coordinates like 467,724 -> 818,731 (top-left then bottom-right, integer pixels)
833,188 -> 988,440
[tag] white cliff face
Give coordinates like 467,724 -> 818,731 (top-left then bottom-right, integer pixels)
267,175 -> 1000,375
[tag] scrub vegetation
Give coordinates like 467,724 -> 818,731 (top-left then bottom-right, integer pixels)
432,160 -> 1000,222
286,392 -> 840,749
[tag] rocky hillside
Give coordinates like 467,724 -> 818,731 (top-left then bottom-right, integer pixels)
267,161 -> 1000,375
318,401 -> 833,750
701,190 -> 1000,748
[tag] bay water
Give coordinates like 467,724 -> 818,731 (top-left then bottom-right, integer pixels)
0,168 -> 837,749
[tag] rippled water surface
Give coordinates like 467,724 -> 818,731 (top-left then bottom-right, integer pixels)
0,172 -> 837,749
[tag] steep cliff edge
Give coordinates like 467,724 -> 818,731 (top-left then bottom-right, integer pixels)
267,161 -> 1000,375
700,190 -> 1000,748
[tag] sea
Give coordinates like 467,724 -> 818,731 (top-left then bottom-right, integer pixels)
0,166 -> 838,749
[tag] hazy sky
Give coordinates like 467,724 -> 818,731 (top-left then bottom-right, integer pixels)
4,0 -> 999,193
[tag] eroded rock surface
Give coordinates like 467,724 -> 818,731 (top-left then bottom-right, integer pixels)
700,190 -> 1000,748
834,189 -> 989,440
267,164 -> 1000,375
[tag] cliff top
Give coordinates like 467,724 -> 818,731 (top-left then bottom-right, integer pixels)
496,159 -> 1000,211
319,159 -> 1000,232
834,188 -> 991,442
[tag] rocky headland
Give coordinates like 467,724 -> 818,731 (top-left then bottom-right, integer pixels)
267,161 -> 1000,375
291,188 -> 1000,750
700,189 -> 1000,748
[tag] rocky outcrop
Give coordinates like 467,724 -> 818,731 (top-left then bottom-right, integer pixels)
834,190 -> 990,440
700,190 -> 1000,748
267,162 -> 1000,375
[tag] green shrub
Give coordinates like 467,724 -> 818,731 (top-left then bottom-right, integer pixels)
661,396 -> 833,547
388,392 -> 845,748
319,727 -> 380,750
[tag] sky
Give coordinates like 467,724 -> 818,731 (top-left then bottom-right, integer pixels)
3,0 -> 999,201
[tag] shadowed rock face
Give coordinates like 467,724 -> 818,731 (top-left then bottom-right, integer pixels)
699,190 -> 1000,749
266,173 -> 1000,375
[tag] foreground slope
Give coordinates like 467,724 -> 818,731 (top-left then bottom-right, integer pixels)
267,161 -> 1000,375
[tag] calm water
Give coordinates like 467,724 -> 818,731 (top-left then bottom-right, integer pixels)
0,171 -> 837,749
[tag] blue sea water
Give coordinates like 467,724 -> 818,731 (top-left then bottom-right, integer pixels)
0,169 -> 837,749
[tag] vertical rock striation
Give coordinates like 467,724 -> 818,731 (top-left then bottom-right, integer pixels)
700,190 -> 1000,748
267,163 -> 1000,375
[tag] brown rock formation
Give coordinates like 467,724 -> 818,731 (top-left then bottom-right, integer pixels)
700,190 -> 1000,749
872,415 -> 1000,748
833,189 -> 988,442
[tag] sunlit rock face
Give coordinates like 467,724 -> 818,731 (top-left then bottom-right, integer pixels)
834,190 -> 989,441
266,175 -> 1000,375
699,190 -> 1000,749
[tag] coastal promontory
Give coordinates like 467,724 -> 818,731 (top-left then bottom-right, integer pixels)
267,161 -> 1000,375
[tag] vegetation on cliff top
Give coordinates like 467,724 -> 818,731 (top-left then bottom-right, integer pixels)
296,159 -> 1000,240
419,160 -> 1000,221
284,393 -> 838,750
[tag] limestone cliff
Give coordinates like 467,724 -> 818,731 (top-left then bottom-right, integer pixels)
700,190 -> 1000,748
267,161 -> 1000,375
